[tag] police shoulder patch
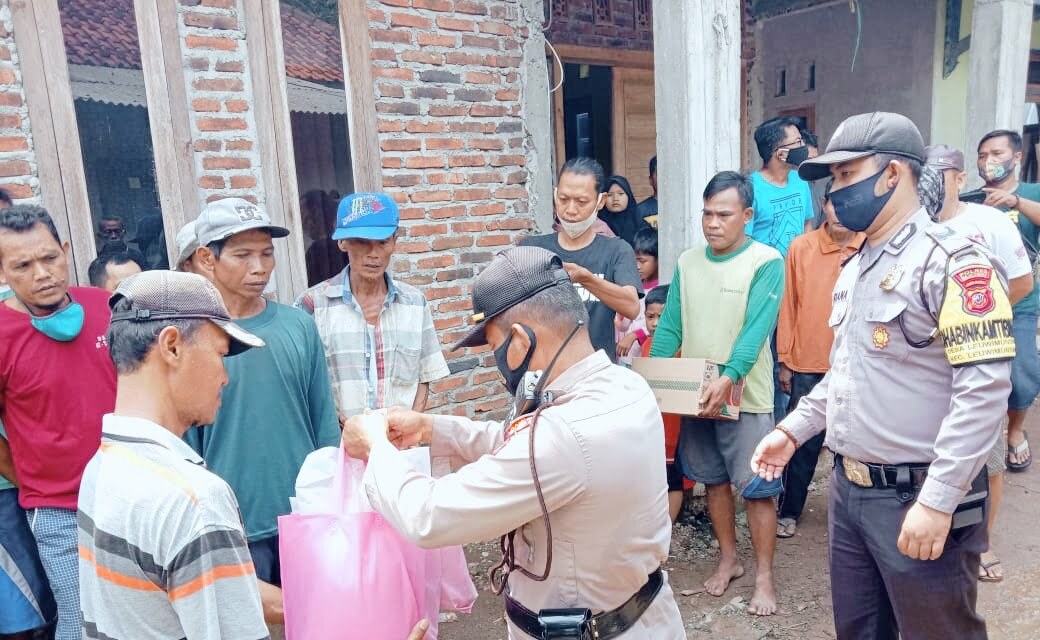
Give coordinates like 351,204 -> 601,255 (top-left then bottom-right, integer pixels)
925,226 -> 973,257
937,257 -> 1016,367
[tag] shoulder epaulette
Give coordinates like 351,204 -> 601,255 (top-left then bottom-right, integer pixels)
925,224 -> 975,258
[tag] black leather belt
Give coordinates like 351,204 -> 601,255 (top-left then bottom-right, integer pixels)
835,454 -> 929,498
505,569 -> 663,640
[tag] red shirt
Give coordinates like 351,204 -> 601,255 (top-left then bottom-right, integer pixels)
642,335 -> 680,462
0,287 -> 116,509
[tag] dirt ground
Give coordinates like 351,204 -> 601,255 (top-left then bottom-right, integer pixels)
444,441 -> 1040,639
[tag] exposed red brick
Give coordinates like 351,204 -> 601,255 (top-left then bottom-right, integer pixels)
0,160 -> 29,177
200,0 -> 234,7
417,33 -> 457,47
406,156 -> 447,169
467,171 -> 503,184
411,190 -> 453,203
0,114 -> 21,129
226,139 -> 253,151
455,1 -> 488,15
452,221 -> 486,233
379,84 -> 406,98
418,255 -> 457,269
479,21 -> 514,36
496,89 -> 520,101
470,138 -> 504,151
198,175 -> 226,189
0,92 -> 23,107
428,104 -> 468,117
203,156 -> 250,170
428,205 -> 467,219
185,35 -> 237,51
384,174 -> 422,187
454,188 -> 491,201
0,136 -> 28,152
373,67 -> 413,80
0,69 -> 15,85
472,202 -> 507,216
224,100 -> 248,113
0,183 -> 32,199
382,157 -> 403,169
461,35 -> 500,50
449,155 -> 485,167
405,120 -> 446,134
196,117 -> 248,131
372,47 -> 397,62
445,52 -> 485,66
427,172 -> 465,185
470,104 -> 508,117
431,377 -> 467,394
432,236 -> 473,250
192,78 -> 244,92
402,50 -> 443,65
379,119 -> 405,133
465,71 -> 499,84
477,234 -> 512,247
0,45 -> 11,61
380,138 -> 421,151
370,29 -> 413,44
229,175 -> 257,189
192,98 -> 221,112
391,13 -> 432,29
494,186 -> 527,199
193,139 -> 222,152
436,17 -> 476,32
408,223 -> 448,237
183,12 -> 238,29
412,0 -> 452,10
395,241 -> 432,254
214,60 -> 244,73
438,299 -> 474,313
491,154 -> 526,167
425,138 -> 463,151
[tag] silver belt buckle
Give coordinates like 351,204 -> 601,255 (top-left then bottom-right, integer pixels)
842,457 -> 873,488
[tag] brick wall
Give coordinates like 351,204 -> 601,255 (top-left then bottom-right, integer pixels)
0,4 -> 36,204
546,0 -> 652,52
178,0 -> 263,205
368,0 -> 539,419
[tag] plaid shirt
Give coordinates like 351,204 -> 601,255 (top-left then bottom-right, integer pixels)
296,268 -> 449,418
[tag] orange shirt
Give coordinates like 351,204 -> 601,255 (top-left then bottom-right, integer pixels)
642,335 -> 681,461
777,224 -> 865,374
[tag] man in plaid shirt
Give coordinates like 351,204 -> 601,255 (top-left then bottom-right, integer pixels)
297,193 -> 449,419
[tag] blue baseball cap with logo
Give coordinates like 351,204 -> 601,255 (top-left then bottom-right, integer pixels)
332,193 -> 400,241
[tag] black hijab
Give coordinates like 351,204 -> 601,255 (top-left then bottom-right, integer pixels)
601,176 -> 650,246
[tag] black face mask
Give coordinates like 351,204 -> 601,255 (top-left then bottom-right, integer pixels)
784,145 -> 810,167
828,165 -> 896,232
494,325 -> 537,395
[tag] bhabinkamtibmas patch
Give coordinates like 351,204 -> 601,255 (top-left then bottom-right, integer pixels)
938,263 -> 1015,366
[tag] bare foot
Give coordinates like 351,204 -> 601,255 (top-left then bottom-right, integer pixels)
747,573 -> 778,616
704,558 -> 745,597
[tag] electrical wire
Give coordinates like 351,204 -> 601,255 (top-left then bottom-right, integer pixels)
546,38 -> 565,94
850,0 -> 862,72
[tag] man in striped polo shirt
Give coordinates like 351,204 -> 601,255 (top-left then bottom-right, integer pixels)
651,171 -> 785,617
77,270 -> 270,639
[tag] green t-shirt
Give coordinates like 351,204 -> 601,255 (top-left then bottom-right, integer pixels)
185,301 -> 340,541
650,238 -> 785,413
1002,183 -> 1040,315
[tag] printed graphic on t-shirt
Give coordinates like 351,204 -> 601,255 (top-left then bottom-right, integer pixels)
574,276 -> 605,304
765,192 -> 808,250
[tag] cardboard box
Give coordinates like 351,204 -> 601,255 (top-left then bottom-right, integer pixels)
631,357 -> 743,420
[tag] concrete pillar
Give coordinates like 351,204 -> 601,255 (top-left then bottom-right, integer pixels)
964,0 -> 1032,188
653,0 -> 742,280
519,0 -> 555,234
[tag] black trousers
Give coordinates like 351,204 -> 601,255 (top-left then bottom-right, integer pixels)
828,467 -> 988,640
777,372 -> 826,521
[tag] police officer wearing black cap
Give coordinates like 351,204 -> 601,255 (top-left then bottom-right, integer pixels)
341,246 -> 685,639
752,112 -> 1014,639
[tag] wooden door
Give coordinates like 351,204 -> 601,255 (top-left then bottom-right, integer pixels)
612,66 -> 656,201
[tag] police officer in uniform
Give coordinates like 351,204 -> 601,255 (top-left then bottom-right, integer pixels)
341,246 -> 685,639
751,112 -> 1013,640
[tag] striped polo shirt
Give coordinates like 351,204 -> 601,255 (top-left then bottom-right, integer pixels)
77,415 -> 269,640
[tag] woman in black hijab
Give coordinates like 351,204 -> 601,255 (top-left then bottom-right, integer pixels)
600,175 -> 650,246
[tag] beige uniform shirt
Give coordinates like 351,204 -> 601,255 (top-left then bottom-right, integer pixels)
363,351 -> 685,639
783,209 -> 1014,513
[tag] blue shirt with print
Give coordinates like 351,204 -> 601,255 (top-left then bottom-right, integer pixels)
747,170 -> 814,257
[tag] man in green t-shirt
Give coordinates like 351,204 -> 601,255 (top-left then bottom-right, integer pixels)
651,171 -> 785,616
978,129 -> 1040,476
185,198 -> 341,595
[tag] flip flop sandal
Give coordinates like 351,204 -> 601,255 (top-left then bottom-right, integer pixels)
1007,437 -> 1032,472
978,559 -> 1004,583
776,517 -> 797,539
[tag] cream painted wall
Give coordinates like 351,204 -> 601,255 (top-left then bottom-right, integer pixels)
930,0 -> 971,149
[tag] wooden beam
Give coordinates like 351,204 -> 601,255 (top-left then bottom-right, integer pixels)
135,0 -> 199,265
548,43 -> 654,69
11,0 -> 96,284
243,0 -> 309,300
551,57 -> 566,173
339,0 -> 381,192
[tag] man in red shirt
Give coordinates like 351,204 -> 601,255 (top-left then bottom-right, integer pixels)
0,205 -> 117,640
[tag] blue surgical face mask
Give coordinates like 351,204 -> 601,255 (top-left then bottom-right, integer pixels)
828,165 -> 897,232
30,299 -> 85,342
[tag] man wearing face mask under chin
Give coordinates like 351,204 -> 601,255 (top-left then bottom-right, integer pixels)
0,205 -> 117,640
340,245 -> 685,640
751,112 -> 1014,640
521,157 -> 643,362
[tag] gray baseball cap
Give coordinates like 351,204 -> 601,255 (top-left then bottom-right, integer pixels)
195,197 -> 289,248
925,144 -> 965,172
798,112 -> 926,182
109,270 -> 266,356
453,246 -> 572,350
174,219 -> 199,270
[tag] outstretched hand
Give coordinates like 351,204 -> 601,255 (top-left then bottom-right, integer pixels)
750,429 -> 796,482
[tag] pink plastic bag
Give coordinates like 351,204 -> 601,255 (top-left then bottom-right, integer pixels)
279,449 -> 475,640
